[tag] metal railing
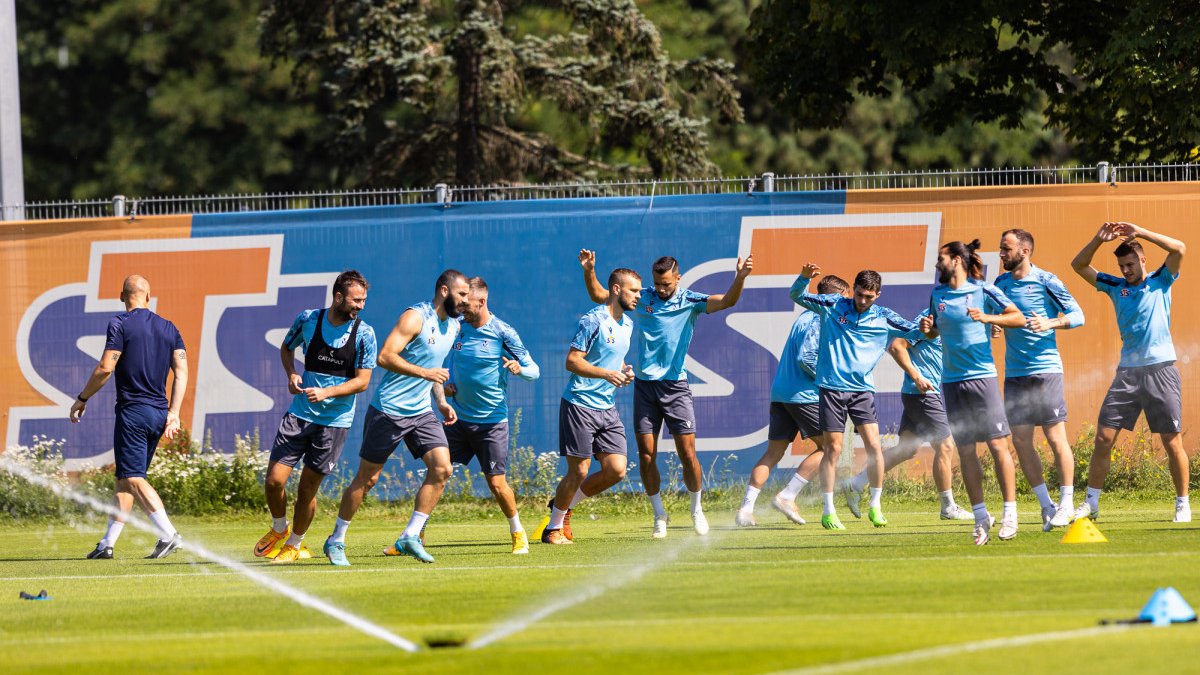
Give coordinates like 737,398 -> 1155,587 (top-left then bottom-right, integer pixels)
2,162 -> 1197,222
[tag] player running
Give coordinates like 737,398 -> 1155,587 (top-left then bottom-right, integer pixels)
324,270 -> 468,565
71,275 -> 187,560
1070,221 -> 1190,523
444,277 -> 540,554
580,250 -> 752,538
542,268 -> 639,545
839,309 -> 973,521
994,230 -> 1084,531
922,240 -> 1025,545
791,264 -> 921,530
254,271 -> 376,563
736,274 -> 850,527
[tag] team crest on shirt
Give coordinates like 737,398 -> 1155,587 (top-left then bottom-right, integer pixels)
937,302 -> 946,312
1120,288 -> 1131,297
837,314 -> 848,324
453,341 -> 463,350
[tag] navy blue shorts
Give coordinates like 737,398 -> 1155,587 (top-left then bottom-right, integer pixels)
898,393 -> 952,443
768,402 -> 822,441
633,379 -> 697,436
269,413 -> 349,476
1098,362 -> 1183,434
942,377 -> 1009,446
818,388 -> 878,432
447,420 -> 510,475
358,406 -> 449,464
113,403 -> 168,479
1004,373 -> 1068,427
559,399 -> 627,459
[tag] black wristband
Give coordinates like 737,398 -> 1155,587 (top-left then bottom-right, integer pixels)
76,394 -> 89,403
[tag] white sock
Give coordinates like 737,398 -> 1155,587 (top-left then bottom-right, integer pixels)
648,493 -> 666,518
689,490 -> 703,514
285,531 -> 304,548
778,474 -> 808,501
272,516 -> 288,533
972,502 -> 989,525
1002,501 -> 1017,520
1059,485 -> 1074,508
402,511 -> 430,538
331,517 -> 350,543
1032,483 -> 1054,510
849,471 -> 869,492
1177,496 -> 1190,509
869,487 -> 882,509
1086,487 -> 1102,510
822,492 -> 836,516
508,515 -> 524,533
148,510 -> 177,539
100,519 -> 124,547
938,489 -> 955,509
549,506 -> 568,530
741,486 -> 761,513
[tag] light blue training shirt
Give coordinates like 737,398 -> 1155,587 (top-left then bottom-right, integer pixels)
562,305 -> 634,410
448,315 -> 540,424
632,287 -> 710,381
928,279 -> 1014,383
282,309 -> 378,427
770,311 -> 821,404
372,302 -> 461,417
994,265 -> 1084,377
1095,265 -> 1178,368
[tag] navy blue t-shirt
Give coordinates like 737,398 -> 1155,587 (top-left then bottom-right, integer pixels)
104,308 -> 185,409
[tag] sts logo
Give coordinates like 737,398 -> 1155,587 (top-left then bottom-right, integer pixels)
8,235 -> 338,469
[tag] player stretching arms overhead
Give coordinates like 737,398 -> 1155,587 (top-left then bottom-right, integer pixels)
541,268 -> 640,545
1070,222 -> 1190,523
994,230 -> 1084,532
791,264 -> 921,530
444,277 -> 541,554
922,240 -> 1025,545
580,250 -> 752,538
840,309 -> 973,521
736,275 -> 850,527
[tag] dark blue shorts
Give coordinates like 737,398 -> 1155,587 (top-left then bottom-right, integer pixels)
633,379 -> 697,436
113,403 -> 168,479
898,393 -> 952,443
942,377 -> 1009,446
1004,373 -> 1068,427
559,399 -> 627,459
768,402 -> 822,441
818,388 -> 878,432
447,420 -> 509,475
358,406 -> 449,464
269,413 -> 349,476
1098,362 -> 1183,434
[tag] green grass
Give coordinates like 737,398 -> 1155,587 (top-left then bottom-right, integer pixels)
1,498 -> 1198,674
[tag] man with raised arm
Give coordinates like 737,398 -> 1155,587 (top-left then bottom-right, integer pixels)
541,268 -> 640,545
1070,221 -> 1189,523
71,274 -> 187,560
922,240 -> 1026,545
254,271 -> 377,563
579,250 -> 752,538
444,277 -> 541,554
994,230 -> 1084,532
324,270 -> 469,565
791,264 -> 921,531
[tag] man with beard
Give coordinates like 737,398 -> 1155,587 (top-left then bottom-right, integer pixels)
324,270 -> 469,565
254,271 -> 377,563
922,240 -> 1025,545
791,265 -> 921,530
579,251 -> 752,539
994,229 -> 1084,532
541,268 -> 639,545
444,277 -> 541,554
1071,221 -> 1189,523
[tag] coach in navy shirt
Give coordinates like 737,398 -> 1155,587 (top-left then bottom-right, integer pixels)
70,274 -> 188,560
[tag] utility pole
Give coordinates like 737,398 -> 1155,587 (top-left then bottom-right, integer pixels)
0,0 -> 25,221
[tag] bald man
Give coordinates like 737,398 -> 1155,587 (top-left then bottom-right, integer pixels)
71,275 -> 189,559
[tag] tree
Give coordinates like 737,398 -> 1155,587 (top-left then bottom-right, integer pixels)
17,0 -> 333,200
259,0 -> 743,187
745,0 -> 1200,163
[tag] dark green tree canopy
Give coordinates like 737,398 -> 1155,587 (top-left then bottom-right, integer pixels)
747,0 -> 1200,162
259,0 -> 744,186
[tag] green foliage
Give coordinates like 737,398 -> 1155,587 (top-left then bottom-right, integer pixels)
745,0 -> 1200,163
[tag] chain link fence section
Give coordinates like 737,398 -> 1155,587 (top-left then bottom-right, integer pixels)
3,162 -> 1198,221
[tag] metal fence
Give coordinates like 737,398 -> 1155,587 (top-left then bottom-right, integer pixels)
2,161 -> 1197,222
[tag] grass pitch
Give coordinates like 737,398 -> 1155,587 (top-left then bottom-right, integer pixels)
1,499 -> 1198,674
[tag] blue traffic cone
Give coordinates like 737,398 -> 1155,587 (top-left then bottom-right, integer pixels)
1138,587 -> 1197,626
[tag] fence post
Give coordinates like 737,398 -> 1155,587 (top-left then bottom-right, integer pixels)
112,195 -> 126,218
761,172 -> 775,193
1097,161 -> 1110,184
435,183 -> 448,205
